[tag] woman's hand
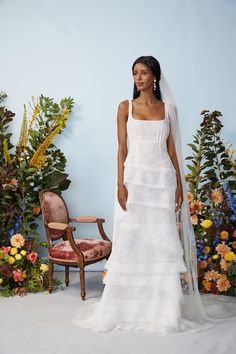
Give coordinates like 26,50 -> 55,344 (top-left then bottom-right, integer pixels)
118,184 -> 128,211
175,185 -> 183,212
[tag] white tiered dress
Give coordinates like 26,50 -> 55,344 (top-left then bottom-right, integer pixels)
74,100 -> 189,335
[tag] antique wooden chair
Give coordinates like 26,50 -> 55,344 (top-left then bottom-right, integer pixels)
39,190 -> 112,300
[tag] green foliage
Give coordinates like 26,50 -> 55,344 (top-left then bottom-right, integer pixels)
185,110 -> 234,202
0,93 -> 74,245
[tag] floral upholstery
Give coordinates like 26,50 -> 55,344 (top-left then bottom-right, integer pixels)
50,238 -> 112,261
41,191 -> 68,239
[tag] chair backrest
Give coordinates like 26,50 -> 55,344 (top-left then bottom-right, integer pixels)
39,190 -> 69,240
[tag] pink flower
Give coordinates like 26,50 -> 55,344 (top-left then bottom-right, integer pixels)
0,246 -> 10,254
27,252 -> 38,264
12,269 -> 24,282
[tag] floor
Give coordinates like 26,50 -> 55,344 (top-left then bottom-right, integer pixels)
1,271 -> 236,354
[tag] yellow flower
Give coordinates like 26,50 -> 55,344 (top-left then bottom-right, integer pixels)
40,264 -> 49,272
20,250 -> 27,256
212,254 -> 219,260
8,256 -> 16,264
15,253 -> 22,261
220,231 -> 229,240
224,252 -> 236,262
0,278 -> 3,285
10,247 -> 18,256
200,219 -> 213,229
22,272 -> 27,279
10,233 -> 25,248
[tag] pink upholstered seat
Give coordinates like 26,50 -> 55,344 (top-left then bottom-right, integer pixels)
50,238 -> 112,261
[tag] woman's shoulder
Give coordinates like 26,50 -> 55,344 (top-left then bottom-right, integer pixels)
118,99 -> 129,109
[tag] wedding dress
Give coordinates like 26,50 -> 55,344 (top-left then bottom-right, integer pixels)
73,70 -> 236,334
73,99 -> 223,335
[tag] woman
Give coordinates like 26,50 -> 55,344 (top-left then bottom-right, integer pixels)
73,56 -> 225,335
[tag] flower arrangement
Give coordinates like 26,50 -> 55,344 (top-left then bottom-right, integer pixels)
0,92 -> 74,295
186,109 -> 236,296
0,233 -> 49,296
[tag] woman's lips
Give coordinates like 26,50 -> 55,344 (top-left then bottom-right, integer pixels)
136,82 -> 143,86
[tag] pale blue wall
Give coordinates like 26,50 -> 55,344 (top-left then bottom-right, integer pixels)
1,0 -> 235,270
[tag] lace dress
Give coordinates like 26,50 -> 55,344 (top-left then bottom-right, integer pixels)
73,100 -> 189,335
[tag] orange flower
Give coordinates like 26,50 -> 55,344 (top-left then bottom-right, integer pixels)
215,242 -> 231,257
189,200 -> 203,215
32,207 -> 41,215
199,260 -> 207,269
203,246 -> 211,254
191,214 -> 198,225
202,280 -> 212,291
232,241 -> 236,249
211,189 -> 223,205
204,270 -> 220,281
187,192 -> 194,203
216,275 -> 231,292
220,231 -> 229,240
220,258 -> 229,271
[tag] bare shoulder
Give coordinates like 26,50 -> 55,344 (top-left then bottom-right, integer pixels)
118,99 -> 129,111
117,100 -> 129,122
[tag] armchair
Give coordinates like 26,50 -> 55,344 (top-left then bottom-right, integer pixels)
39,190 -> 112,300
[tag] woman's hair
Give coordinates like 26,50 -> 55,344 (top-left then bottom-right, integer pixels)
132,56 -> 162,100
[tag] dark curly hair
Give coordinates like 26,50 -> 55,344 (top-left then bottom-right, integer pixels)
132,56 -> 162,100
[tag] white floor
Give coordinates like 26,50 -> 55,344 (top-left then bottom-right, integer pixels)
1,271 -> 236,354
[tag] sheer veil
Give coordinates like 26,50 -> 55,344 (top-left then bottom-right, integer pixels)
160,70 -> 236,327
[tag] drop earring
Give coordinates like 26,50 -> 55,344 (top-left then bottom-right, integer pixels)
153,79 -> 157,91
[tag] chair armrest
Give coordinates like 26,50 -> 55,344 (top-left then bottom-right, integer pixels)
48,222 -> 75,232
69,216 -> 105,223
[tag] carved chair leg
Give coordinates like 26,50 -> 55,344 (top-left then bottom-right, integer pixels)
65,266 -> 69,287
79,268 -> 86,300
48,260 -> 54,294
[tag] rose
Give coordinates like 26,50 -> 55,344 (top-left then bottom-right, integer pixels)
0,246 -> 10,254
8,256 -> 16,264
40,264 -> 49,272
10,247 -> 18,256
27,251 -> 38,264
200,219 -> 213,229
20,250 -> 27,256
15,254 -> 22,261
12,269 -> 24,282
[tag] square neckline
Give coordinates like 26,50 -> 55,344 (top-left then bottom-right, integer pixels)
129,100 -> 167,122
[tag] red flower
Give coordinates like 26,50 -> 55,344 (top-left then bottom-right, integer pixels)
27,251 -> 38,264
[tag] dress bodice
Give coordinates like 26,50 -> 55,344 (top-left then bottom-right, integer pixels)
125,100 -> 175,171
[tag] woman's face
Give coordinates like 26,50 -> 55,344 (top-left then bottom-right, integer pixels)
133,63 -> 155,91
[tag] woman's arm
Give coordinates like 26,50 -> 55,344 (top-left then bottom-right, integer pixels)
167,128 -> 183,212
117,100 -> 129,211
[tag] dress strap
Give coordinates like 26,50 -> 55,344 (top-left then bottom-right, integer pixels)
128,100 -> 132,118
